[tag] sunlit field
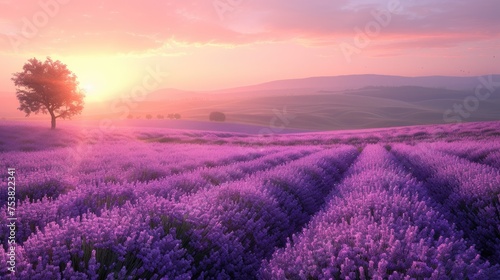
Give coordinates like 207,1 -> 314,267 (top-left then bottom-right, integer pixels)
1,120 -> 499,279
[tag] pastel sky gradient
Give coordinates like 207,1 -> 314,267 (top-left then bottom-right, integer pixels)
0,0 -> 499,102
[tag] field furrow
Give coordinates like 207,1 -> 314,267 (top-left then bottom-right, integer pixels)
0,146 -> 317,247
142,145 -> 323,200
391,144 -> 500,264
2,120 -> 500,279
0,143 -> 276,208
261,145 -> 499,279
427,141 -> 500,169
0,146 -> 359,279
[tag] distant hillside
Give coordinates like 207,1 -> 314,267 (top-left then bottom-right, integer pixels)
209,74 -> 500,95
115,85 -> 500,131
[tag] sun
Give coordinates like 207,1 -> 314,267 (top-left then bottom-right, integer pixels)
82,83 -> 98,99
82,83 -> 95,94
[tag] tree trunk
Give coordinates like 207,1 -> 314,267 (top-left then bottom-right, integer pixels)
50,114 -> 56,129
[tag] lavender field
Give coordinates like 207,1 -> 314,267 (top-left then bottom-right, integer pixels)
1,121 -> 500,279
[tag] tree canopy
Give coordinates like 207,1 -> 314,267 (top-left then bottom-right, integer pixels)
12,57 -> 85,129
209,111 -> 226,122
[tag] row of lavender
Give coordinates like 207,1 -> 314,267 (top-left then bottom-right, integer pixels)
262,146 -> 500,279
0,145 -> 322,247
0,142 -> 277,205
1,146 -> 359,279
391,144 -> 500,265
424,141 -> 500,170
1,118 -> 500,279
4,142 -> 499,279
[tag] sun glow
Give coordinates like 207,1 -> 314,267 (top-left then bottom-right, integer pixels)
78,78 -> 107,102
63,55 -> 142,102
82,83 -> 96,96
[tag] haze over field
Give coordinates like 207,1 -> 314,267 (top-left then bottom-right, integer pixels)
2,74 -> 500,131
1,0 -> 499,132
90,74 -> 500,130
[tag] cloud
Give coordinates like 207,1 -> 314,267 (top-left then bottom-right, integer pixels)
0,0 -> 498,55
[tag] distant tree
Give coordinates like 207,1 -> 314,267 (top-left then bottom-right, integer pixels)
157,114 -> 164,119
167,113 -> 174,119
174,113 -> 181,120
12,57 -> 85,129
209,111 -> 226,122
146,114 -> 153,120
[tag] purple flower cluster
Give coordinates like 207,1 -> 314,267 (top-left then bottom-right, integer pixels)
392,143 -> 500,265
261,145 -> 500,279
427,140 -> 500,169
183,146 -> 359,261
0,146 -> 319,248
0,146 -> 358,279
143,146 -> 321,200
12,200 -> 193,279
1,120 -> 500,279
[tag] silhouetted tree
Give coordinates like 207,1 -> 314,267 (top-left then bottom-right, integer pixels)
209,111 -> 226,122
12,57 -> 85,129
174,113 -> 181,119
146,114 -> 153,120
157,114 -> 164,119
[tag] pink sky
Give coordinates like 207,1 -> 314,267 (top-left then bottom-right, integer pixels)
1,0 -> 499,103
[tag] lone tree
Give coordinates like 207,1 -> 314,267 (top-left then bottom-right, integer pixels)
12,57 -> 85,129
